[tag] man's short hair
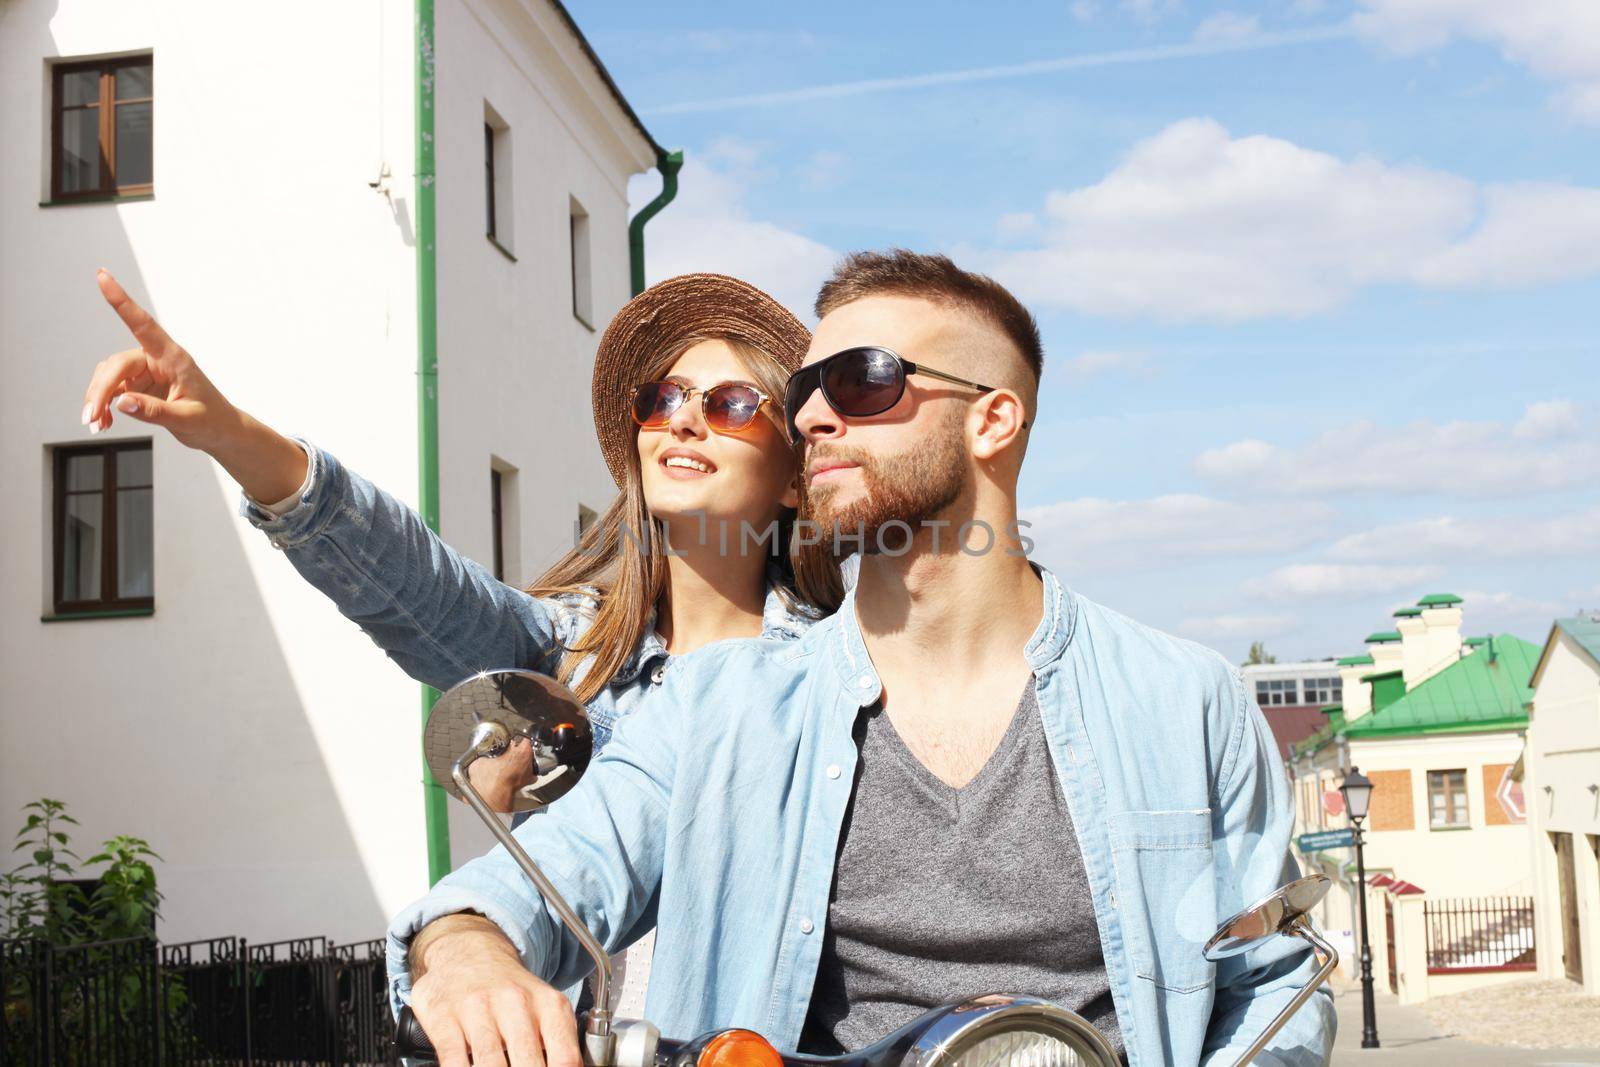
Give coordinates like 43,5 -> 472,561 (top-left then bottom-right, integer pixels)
814,249 -> 1043,383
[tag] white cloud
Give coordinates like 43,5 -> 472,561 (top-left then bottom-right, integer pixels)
1411,183 -> 1600,288
1244,563 -> 1444,600
1194,402 -> 1600,496
1513,399 -> 1581,441
1070,1 -> 1100,23
636,143 -> 838,322
1021,493 -> 1329,572
1327,505 -> 1600,562
1193,12 -> 1262,43
1457,590 -> 1581,635
1354,0 -> 1600,122
995,211 -> 1040,238
987,118 -> 1600,321
1177,613 -> 1296,640
1060,349 -> 1152,380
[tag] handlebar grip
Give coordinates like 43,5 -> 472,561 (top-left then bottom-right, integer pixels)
391,1005 -> 439,1064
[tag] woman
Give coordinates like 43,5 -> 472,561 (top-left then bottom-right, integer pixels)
79,267 -> 844,1012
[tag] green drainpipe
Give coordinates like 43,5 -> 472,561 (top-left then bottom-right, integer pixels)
415,0 -> 450,886
628,150 -> 684,296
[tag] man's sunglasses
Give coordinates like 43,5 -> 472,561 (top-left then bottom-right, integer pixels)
782,346 -> 1027,442
629,380 -> 774,435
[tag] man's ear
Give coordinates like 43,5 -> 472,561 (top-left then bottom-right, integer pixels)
970,389 -> 1028,461
780,472 -> 802,510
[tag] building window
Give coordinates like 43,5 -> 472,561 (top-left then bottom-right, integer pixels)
1427,769 -> 1470,829
51,55 -> 153,201
1255,678 -> 1300,706
490,468 -> 505,581
570,197 -> 592,328
485,123 -> 497,238
1302,676 -> 1342,705
52,442 -> 153,614
483,103 -> 513,257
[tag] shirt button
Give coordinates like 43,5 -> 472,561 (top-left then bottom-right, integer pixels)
857,674 -> 873,688
800,919 -> 815,935
650,664 -> 666,685
826,764 -> 841,780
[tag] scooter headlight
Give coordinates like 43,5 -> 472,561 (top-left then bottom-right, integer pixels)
901,996 -> 1119,1067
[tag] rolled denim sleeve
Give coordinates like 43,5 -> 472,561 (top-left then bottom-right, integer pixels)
384,676 -> 679,1011
1200,676 -> 1336,1067
239,438 -> 561,693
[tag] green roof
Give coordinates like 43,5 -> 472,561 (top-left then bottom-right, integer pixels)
1360,668 -> 1403,683
1464,636 -> 1489,647
1337,654 -> 1375,666
1418,593 -> 1463,607
1320,703 -> 1344,716
1393,606 -> 1423,617
1343,634 -> 1538,739
1365,631 -> 1402,644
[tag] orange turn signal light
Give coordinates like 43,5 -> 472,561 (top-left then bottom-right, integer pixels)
697,1029 -> 784,1067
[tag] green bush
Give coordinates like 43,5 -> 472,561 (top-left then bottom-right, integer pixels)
0,798 -> 162,943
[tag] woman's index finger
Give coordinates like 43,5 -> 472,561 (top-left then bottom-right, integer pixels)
97,269 -> 173,354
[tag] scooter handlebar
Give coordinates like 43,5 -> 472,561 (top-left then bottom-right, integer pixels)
391,1005 -> 438,1063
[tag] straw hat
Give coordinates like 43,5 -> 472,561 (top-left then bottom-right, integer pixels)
591,273 -> 811,487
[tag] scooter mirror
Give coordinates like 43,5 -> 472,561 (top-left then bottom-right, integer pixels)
424,670 -> 593,813
1203,874 -> 1331,961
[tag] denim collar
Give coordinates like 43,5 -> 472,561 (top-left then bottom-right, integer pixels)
826,560 -> 1075,702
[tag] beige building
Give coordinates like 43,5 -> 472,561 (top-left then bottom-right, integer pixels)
1289,594 -> 1537,1004
1526,615 -> 1600,993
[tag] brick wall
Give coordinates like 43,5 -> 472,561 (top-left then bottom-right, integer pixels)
1369,768 -> 1415,831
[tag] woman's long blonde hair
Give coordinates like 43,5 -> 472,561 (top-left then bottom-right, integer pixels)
526,334 -> 844,702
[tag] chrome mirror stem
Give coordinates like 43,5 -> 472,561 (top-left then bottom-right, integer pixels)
1230,917 -> 1338,1067
451,723 -> 616,1052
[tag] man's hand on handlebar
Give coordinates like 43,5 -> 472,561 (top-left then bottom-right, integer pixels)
408,913 -> 582,1067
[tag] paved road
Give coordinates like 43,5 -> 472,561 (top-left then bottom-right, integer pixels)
1330,983 -> 1600,1065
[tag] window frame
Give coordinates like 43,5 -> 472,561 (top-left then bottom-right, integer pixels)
50,54 -> 154,203
490,467 -> 505,582
1427,768 -> 1471,830
51,441 -> 154,616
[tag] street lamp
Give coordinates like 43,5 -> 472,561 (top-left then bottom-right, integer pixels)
1339,766 -> 1380,1049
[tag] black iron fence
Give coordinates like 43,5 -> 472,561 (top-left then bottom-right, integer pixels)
0,933 -> 392,1065
1424,895 -> 1537,974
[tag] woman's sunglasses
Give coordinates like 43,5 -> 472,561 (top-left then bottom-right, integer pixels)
782,345 -> 1027,442
629,380 -> 774,435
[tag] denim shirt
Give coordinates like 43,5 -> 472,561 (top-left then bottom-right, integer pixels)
385,567 -> 1334,1067
238,440 -> 823,752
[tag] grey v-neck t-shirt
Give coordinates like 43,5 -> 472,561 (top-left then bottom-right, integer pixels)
800,678 -> 1124,1059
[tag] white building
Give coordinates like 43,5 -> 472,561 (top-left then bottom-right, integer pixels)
1527,614 -> 1600,993
0,0 -> 671,945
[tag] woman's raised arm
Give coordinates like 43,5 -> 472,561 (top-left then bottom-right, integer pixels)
82,269 -> 565,694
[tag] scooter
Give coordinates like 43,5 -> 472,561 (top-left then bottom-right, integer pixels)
393,669 -> 1338,1067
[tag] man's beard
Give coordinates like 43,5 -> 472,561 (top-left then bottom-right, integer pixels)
806,421 -> 967,555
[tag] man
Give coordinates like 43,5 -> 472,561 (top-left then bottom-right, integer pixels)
386,250 -> 1335,1067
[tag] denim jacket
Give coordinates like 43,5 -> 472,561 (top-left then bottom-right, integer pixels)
386,566 -> 1334,1067
238,440 -> 823,751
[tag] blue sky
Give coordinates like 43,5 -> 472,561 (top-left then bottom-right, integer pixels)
571,0 -> 1599,663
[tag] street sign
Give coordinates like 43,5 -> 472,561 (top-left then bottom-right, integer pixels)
1296,829 -> 1355,852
